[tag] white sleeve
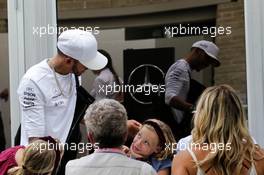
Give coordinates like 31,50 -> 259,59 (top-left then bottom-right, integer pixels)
141,163 -> 157,175
17,78 -> 45,138
91,78 -> 109,101
176,135 -> 192,152
65,161 -> 73,175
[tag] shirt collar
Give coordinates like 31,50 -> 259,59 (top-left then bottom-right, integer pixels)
95,148 -> 125,155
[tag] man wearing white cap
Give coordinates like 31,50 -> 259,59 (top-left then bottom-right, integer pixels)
165,40 -> 220,140
17,29 -> 108,146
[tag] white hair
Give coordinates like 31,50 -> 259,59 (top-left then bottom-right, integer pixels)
85,99 -> 128,148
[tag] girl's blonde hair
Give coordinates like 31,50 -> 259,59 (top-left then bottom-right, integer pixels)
192,84 -> 255,175
9,140 -> 56,175
143,119 -> 176,160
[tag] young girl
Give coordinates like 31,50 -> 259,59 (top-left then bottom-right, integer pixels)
129,119 -> 176,175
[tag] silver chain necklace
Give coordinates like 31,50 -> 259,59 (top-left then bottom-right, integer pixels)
48,59 -> 73,98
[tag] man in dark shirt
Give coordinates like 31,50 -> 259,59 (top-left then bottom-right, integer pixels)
165,40 -> 220,139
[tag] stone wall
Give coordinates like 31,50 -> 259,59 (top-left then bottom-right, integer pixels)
58,0 -> 172,11
215,0 -> 246,102
0,0 -> 7,33
0,20 -> 7,32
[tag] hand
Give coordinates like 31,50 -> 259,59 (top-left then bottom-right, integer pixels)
0,88 -> 8,102
121,145 -> 144,159
121,145 -> 130,157
127,119 -> 141,138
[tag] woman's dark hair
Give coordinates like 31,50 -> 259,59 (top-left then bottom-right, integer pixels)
98,49 -> 121,85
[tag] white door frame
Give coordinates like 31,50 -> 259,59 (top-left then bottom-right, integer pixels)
245,0 -> 264,147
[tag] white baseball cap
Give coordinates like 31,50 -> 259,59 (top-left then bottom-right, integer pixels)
57,29 -> 108,70
192,40 -> 220,67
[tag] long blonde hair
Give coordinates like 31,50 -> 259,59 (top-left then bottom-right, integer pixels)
191,84 -> 255,175
9,140 -> 56,175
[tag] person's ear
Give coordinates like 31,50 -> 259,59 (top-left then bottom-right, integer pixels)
193,48 -> 203,61
64,57 -> 74,65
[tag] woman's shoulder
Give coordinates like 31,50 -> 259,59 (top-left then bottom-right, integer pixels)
173,149 -> 200,167
253,145 -> 264,173
172,150 -> 196,175
96,69 -> 113,82
254,144 -> 264,161
172,147 -> 212,175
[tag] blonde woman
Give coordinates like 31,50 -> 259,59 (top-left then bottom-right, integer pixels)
172,85 -> 264,175
129,119 -> 176,175
0,137 -> 60,175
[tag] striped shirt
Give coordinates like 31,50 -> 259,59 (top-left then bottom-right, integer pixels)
165,59 -> 191,123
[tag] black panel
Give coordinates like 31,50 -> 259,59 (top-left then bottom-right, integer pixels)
123,48 -> 174,123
